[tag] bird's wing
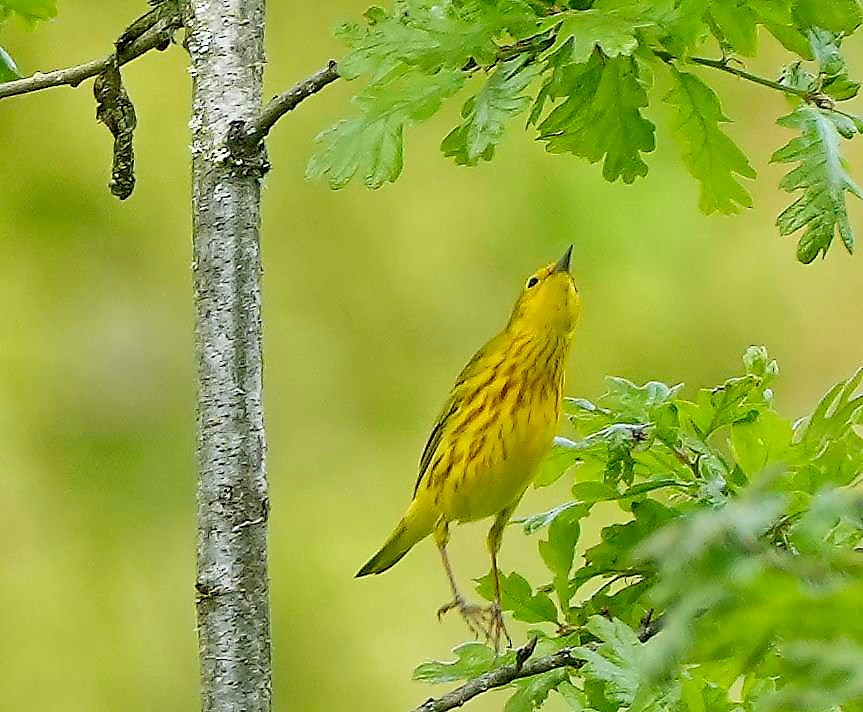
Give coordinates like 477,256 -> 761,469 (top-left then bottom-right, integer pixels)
413,398 -> 457,497
412,333 -> 504,497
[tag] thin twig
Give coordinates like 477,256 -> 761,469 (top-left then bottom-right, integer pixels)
653,49 -> 817,101
0,13 -> 180,101
657,435 -> 701,479
411,647 -> 583,712
229,60 -> 340,154
592,572 -> 639,599
638,608 -> 663,642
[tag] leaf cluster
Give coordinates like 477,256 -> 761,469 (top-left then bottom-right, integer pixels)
415,347 -> 863,711
0,0 -> 57,81
311,0 -> 863,261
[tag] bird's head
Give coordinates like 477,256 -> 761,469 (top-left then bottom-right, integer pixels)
507,246 -> 580,337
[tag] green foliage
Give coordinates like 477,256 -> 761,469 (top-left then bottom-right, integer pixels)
442,55 -> 540,165
413,642 -> 515,682
771,106 -> 863,262
0,0 -> 56,25
540,1 -> 652,65
475,570 -> 559,624
0,44 -> 18,80
795,0 -> 863,34
307,68 -> 465,188
571,615 -> 663,708
313,0 -> 863,261
505,669 -> 568,712
537,53 -> 655,184
664,67 -> 755,214
0,0 -> 57,82
414,348 -> 863,710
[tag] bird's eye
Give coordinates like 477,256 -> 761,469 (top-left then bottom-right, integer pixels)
526,276 -> 539,289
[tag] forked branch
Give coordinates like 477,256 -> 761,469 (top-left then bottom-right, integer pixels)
410,644 -> 583,712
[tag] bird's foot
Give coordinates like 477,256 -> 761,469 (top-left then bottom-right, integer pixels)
437,595 -> 489,641
437,597 -> 512,651
485,602 -> 512,652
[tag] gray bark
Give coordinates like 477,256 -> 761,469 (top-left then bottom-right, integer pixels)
183,2 -> 271,711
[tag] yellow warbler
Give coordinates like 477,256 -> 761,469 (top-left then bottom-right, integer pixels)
357,246 -> 580,646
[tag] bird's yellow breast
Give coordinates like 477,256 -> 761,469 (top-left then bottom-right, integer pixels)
414,332 -> 566,523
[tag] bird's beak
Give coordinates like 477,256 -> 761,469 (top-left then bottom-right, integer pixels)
552,245 -> 573,274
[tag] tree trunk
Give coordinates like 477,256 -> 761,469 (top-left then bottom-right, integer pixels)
183,2 -> 271,711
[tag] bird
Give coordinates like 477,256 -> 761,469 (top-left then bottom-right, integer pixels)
356,246 -> 581,648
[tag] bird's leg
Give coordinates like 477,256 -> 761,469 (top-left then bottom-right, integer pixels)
434,518 -> 488,639
486,506 -> 515,651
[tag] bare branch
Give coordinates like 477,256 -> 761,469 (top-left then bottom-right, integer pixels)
411,646 -> 583,712
0,13 -> 181,101
227,60 -> 340,154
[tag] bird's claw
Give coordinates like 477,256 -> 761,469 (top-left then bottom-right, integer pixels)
437,597 -> 512,652
437,595 -> 489,640
485,602 -> 512,652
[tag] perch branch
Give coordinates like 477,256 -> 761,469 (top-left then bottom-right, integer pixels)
410,646 -> 583,712
412,614 -> 664,712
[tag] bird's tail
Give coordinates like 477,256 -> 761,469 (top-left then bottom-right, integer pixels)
356,501 -> 435,577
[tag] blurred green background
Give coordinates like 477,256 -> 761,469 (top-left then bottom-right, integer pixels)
0,3 -> 861,710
